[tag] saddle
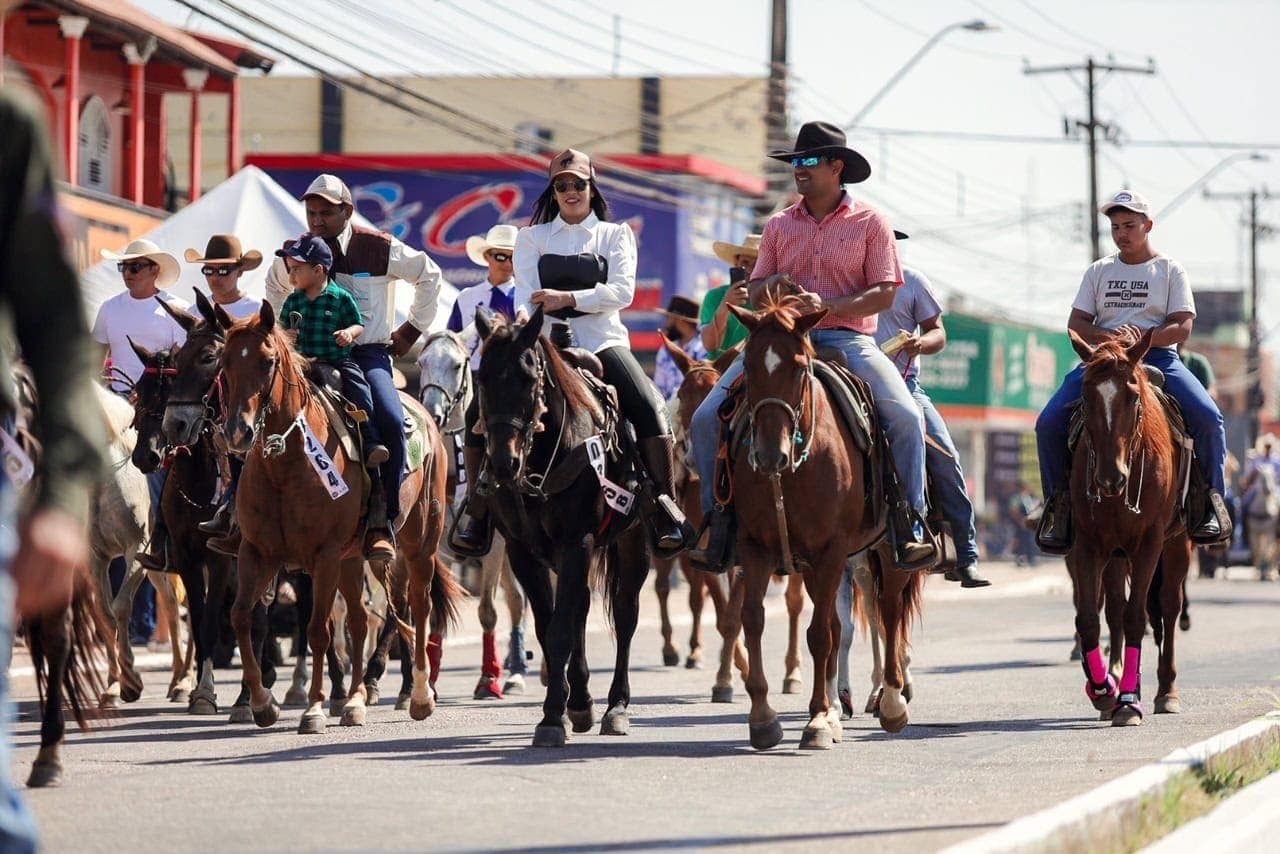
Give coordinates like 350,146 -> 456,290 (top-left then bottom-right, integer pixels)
307,363 -> 429,475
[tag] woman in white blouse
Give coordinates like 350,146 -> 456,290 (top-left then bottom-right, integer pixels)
511,148 -> 691,558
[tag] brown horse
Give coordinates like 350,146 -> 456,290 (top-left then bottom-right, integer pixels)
218,301 -> 457,733
1067,329 -> 1190,726
726,291 -> 924,749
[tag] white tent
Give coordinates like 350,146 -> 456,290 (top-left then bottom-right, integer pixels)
80,165 -> 458,336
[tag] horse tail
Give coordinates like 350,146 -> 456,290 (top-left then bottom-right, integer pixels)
374,559 -> 416,649
429,555 -> 464,636
65,578 -> 112,729
896,565 -> 926,652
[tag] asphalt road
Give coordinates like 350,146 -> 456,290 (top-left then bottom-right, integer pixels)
9,560 -> 1279,853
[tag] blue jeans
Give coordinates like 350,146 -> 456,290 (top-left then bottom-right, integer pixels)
0,480 -> 40,852
352,344 -> 405,522
691,356 -> 745,514
1035,346 -> 1226,497
908,376 -> 979,569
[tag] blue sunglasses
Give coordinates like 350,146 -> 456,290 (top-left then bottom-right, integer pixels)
790,155 -> 825,168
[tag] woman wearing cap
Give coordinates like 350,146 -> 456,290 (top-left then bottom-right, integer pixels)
500,149 -> 691,558
185,234 -> 263,319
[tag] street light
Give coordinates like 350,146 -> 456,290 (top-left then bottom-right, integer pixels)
1154,152 -> 1269,220
845,19 -> 998,129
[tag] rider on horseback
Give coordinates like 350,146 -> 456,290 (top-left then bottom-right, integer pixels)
1035,189 -> 1232,552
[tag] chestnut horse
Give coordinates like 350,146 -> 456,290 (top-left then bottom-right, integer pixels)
219,302 -> 457,733
1066,329 -> 1190,726
726,291 -> 924,749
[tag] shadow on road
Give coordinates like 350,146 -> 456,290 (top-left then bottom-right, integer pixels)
916,658 -> 1059,675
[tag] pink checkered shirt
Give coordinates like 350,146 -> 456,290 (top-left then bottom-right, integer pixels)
753,192 -> 903,333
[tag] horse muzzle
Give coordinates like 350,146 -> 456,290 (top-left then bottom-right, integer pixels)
131,441 -> 163,474
162,405 -> 203,448
225,413 -> 255,455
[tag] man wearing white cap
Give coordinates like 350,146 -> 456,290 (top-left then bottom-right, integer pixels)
1035,189 -> 1232,551
265,173 -> 444,530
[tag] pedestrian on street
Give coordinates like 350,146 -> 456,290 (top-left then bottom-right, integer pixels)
1007,480 -> 1040,567
1240,434 -> 1280,581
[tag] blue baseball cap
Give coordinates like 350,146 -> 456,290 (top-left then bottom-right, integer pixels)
276,234 -> 333,268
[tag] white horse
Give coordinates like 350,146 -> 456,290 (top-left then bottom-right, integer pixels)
419,330 -> 528,696
835,553 -> 913,717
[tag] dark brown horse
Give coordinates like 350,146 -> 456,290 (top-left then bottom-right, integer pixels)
726,290 -> 924,748
1067,329 -> 1190,726
219,301 -> 457,733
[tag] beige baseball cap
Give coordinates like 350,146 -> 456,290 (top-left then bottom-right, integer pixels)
1100,189 -> 1151,217
548,149 -> 593,181
302,173 -> 353,205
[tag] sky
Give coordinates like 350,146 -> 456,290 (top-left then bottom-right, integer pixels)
136,0 -> 1280,346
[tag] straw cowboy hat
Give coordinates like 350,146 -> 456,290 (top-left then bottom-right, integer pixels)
712,233 -> 762,265
465,224 -> 519,267
768,120 -> 872,185
100,238 -> 180,287
183,234 -> 263,271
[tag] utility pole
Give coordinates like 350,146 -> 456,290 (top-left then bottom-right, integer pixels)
1024,56 -> 1155,261
1205,187 -> 1273,446
756,0 -> 788,227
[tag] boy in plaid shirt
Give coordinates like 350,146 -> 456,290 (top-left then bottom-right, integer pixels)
278,235 -> 394,558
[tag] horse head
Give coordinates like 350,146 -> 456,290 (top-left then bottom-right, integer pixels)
128,338 -> 178,473
161,290 -> 227,448
474,304 -> 548,481
221,300 -> 297,455
728,291 -> 826,475
1071,328 -> 1156,500
418,330 -> 471,433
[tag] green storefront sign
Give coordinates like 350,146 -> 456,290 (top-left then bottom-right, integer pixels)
917,313 -> 1080,412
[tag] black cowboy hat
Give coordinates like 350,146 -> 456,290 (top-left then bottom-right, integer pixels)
659,295 -> 701,322
769,121 -> 872,185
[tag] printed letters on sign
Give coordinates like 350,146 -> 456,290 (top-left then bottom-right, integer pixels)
584,435 -> 635,515
296,415 -> 351,500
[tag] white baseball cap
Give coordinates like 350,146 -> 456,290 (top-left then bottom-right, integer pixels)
1100,189 -> 1151,217
302,173 -> 353,206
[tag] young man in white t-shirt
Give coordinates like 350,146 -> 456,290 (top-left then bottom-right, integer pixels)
184,233 -> 263,320
1035,190 -> 1230,551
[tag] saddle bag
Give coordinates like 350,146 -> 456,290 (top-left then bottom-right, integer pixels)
537,253 -> 608,320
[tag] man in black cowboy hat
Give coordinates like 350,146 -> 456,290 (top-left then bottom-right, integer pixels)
690,120 -> 936,571
653,294 -> 705,399
185,234 -> 263,320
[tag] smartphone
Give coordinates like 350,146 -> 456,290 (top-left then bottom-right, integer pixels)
729,266 -> 747,284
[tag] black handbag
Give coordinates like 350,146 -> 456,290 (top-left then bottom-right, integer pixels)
537,253 -> 608,319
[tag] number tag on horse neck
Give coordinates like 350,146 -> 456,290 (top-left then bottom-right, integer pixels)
296,415 -> 350,500
0,428 -> 34,488
585,434 -> 635,515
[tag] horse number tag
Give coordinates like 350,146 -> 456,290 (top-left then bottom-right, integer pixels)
585,435 -> 635,515
296,415 -> 350,500
0,428 -> 34,488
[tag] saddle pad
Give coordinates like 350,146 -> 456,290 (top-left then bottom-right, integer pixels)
403,402 -> 428,474
313,387 -> 363,467
810,359 -> 874,456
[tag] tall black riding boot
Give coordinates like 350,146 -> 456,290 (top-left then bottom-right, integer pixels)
363,466 -> 395,563
449,445 -> 493,558
137,518 -> 170,571
1036,489 -> 1073,555
639,435 -> 695,560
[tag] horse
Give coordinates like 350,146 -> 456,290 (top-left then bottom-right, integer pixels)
218,301 -> 459,733
418,329 -> 528,698
1066,329 -> 1191,726
838,552 -> 912,717
725,289 -> 924,748
8,364 -> 111,788
473,306 -> 650,747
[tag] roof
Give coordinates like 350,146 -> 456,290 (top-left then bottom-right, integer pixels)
31,0 -> 241,77
190,32 -> 275,73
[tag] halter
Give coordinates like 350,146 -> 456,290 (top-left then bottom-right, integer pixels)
420,332 -> 472,434
480,342 -> 565,497
225,328 -> 307,458
746,355 -> 816,474
130,359 -> 178,429
1082,382 -> 1147,514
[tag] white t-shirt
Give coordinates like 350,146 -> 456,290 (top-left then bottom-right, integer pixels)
1071,254 -> 1195,349
92,290 -> 190,392
215,294 -> 263,320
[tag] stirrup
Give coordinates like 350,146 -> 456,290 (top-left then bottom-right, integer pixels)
448,499 -> 493,558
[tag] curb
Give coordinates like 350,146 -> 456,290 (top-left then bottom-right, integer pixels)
941,711 -> 1280,854
1144,767 -> 1280,853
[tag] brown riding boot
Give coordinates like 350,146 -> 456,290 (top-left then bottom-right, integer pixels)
136,520 -> 170,571
449,445 -> 493,558
363,468 -> 395,563
639,435 -> 695,559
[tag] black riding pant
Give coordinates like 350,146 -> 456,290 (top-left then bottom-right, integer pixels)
597,346 -> 668,440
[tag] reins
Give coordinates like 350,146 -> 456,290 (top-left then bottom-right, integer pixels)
1080,370 -> 1150,515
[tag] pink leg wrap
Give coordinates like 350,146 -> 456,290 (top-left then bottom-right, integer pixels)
1119,645 -> 1141,693
481,631 -> 502,680
428,632 -> 443,686
1084,647 -> 1108,685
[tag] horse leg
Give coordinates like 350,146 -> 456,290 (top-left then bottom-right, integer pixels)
406,556 -> 436,721
1113,542 -> 1162,727
855,556 -> 886,715
301,559 -> 341,734
1102,558 -> 1127,686
835,559 -> 857,719
713,571 -> 747,703
602,529 -> 649,736
325,625 -> 347,718
475,548 -> 504,700
93,552 -> 124,709
799,560 -> 841,749
499,556 -> 528,694
109,555 -> 148,702
180,544 -> 220,715
782,573 -> 804,694
558,544 -> 595,740
653,556 -> 679,667
230,546 -> 280,727
363,601 -> 397,707
149,571 -> 189,702
1071,549 -> 1117,718
1179,575 -> 1191,632
874,551 -> 911,734
1155,541 -> 1191,714
27,611 -> 70,788
284,572 -> 311,707
739,550 -> 781,750
683,559 -> 706,669
338,559 -> 370,726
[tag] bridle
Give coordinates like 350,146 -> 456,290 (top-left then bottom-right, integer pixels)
480,341 -> 565,498
1081,370 -> 1147,514
225,329 -> 306,457
746,352 -> 816,474
420,331 -> 472,434
164,330 -> 229,434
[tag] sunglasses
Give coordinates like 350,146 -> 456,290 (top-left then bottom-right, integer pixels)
488,252 -> 512,263
117,260 -> 156,275
553,178 -> 589,194
790,156 -> 826,168
201,265 -> 239,277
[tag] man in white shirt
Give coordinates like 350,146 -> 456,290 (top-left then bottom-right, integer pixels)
265,174 -> 443,530
184,234 -> 263,319
1035,189 -> 1231,551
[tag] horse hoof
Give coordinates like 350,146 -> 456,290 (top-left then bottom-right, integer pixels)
1155,695 -> 1182,714
601,705 -> 630,736
1179,614 -> 1191,632
502,674 -> 525,695
533,724 -> 567,748
169,688 -> 190,704
409,698 -> 435,721
188,697 -> 218,716
340,704 -> 367,727
366,685 -> 381,706
120,684 -> 142,704
662,647 -> 680,667
298,711 -> 327,734
567,705 -> 595,733
1111,705 -> 1144,727
328,698 -> 346,718
782,677 -> 801,695
879,709 -> 909,734
99,694 -> 119,712
799,723 -> 833,750
827,710 -> 843,743
684,655 -> 703,670
26,760 -> 62,788
749,719 -> 785,750
1091,693 -> 1118,713
252,699 -> 280,728
283,687 -> 309,708
866,689 -> 882,716
228,705 -> 254,724
711,685 -> 734,704
902,684 -> 914,704
395,693 -> 412,711
473,677 -> 503,701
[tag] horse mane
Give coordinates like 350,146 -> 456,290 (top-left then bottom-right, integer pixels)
1083,338 -> 1174,461
94,382 -> 136,448
539,338 -> 605,426
225,312 -> 313,386
753,287 -> 817,357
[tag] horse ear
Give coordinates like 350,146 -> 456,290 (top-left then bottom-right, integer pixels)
660,332 -> 694,376
127,335 -> 152,367
475,306 -> 495,341
1068,329 -> 1094,363
517,305 -> 545,348
156,295 -> 197,332
711,342 -> 743,375
793,308 -> 829,337
258,299 -> 276,332
213,303 -> 234,332
193,289 -> 218,326
726,302 -> 760,331
1127,328 -> 1154,364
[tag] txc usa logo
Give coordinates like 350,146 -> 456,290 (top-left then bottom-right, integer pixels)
420,183 -> 524,257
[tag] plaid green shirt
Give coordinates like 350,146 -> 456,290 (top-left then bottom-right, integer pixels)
281,281 -> 363,360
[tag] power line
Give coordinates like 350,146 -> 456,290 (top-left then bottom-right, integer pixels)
849,124 -> 1280,150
